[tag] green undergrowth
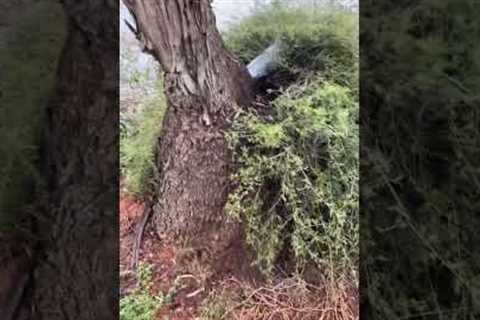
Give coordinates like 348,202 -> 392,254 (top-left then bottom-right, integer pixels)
0,1 -> 66,230
120,263 -> 185,320
120,264 -> 162,320
224,4 -> 358,93
361,1 -> 480,318
120,79 -> 166,197
224,4 -> 358,276
227,81 -> 358,275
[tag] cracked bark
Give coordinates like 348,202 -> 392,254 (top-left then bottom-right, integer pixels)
31,1 -> 118,319
123,0 -> 254,251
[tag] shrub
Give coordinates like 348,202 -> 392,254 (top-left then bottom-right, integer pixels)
120,263 -> 162,320
227,81 -> 358,274
120,80 -> 166,197
224,5 -> 358,91
361,1 -> 480,318
225,4 -> 358,275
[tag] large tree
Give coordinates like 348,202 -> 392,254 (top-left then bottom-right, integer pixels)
123,0 -> 254,251
30,0 -> 118,319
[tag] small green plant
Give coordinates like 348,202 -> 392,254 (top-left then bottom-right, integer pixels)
120,80 -> 166,197
120,263 -> 162,320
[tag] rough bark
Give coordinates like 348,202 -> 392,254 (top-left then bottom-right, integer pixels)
123,0 -> 254,250
0,237 -> 31,320
31,1 -> 118,319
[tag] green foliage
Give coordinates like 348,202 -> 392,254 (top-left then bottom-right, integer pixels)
120,292 -> 160,320
224,5 -> 358,90
120,80 -> 166,197
361,0 -> 480,318
0,2 -> 66,229
227,81 -> 358,274
120,264 -> 162,320
225,4 -> 358,276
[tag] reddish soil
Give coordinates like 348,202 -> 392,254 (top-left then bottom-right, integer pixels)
119,192 -> 207,319
119,191 -> 359,320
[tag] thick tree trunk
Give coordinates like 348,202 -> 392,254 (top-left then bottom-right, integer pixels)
31,1 -> 118,319
123,0 -> 254,250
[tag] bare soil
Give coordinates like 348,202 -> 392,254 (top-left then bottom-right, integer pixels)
120,192 -> 207,319
119,190 -> 359,320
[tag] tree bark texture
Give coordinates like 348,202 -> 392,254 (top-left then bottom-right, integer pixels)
123,0 -> 254,250
31,1 -> 118,319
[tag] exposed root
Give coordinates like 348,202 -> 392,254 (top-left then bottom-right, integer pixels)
131,205 -> 153,273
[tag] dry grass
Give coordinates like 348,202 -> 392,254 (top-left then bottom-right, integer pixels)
199,274 -> 358,320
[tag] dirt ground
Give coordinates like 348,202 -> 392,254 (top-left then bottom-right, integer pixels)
119,191 -> 359,320
0,191 -> 357,319
120,193 -> 208,319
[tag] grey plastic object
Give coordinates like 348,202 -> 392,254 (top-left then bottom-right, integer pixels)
246,39 -> 282,79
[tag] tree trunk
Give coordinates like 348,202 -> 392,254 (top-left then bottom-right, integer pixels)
123,0 -> 254,251
31,1 -> 118,319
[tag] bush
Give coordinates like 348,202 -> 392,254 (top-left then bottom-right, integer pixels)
227,81 -> 358,274
120,80 -> 166,197
224,5 -> 358,91
361,1 -> 480,318
225,5 -> 358,275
